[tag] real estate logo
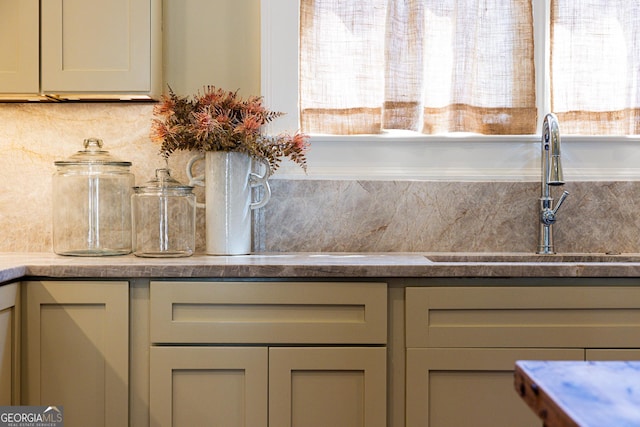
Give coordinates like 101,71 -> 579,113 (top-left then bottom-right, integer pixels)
0,406 -> 63,427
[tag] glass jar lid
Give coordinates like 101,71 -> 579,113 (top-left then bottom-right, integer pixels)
133,168 -> 194,195
55,138 -> 132,166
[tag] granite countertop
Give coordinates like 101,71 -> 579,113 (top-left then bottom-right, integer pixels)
3,252 -> 640,283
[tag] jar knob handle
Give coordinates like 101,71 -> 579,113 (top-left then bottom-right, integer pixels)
83,137 -> 103,151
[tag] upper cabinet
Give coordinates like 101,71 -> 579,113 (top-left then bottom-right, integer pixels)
0,0 -> 39,97
162,0 -> 260,97
0,0 -> 161,101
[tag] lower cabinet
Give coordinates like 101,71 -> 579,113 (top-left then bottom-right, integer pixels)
150,346 -> 268,426
586,349 -> 640,360
406,348 -> 583,427
148,280 -> 388,427
150,346 -> 386,427
0,283 -> 19,405
405,285 -> 640,427
21,280 -> 129,427
269,347 -> 386,427
9,276 -> 640,427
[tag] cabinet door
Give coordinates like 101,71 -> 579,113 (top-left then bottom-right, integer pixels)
149,346 -> 268,427
22,281 -> 128,427
406,286 -> 640,349
0,283 -> 19,405
40,0 -> 157,95
163,0 -> 260,96
269,347 -> 386,427
0,0 -> 39,94
406,348 -> 584,427
150,281 -> 387,345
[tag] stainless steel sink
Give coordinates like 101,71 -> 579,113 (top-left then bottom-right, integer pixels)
424,252 -> 640,263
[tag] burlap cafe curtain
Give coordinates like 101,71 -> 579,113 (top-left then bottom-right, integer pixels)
551,0 -> 640,135
300,0 -> 536,135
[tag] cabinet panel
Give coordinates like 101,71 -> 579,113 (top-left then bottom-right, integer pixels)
149,346 -> 268,427
406,348 -> 583,427
22,281 -> 128,427
0,283 -> 19,405
406,286 -> 640,348
163,0 -> 260,96
40,0 -> 160,96
0,0 -> 39,93
586,349 -> 640,360
150,281 -> 387,344
269,347 -> 386,427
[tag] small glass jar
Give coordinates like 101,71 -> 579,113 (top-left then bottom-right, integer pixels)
132,168 -> 196,257
53,138 -> 134,256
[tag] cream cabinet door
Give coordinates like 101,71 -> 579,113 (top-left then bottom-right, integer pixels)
40,0 -> 159,97
149,346 -> 268,427
162,0 -> 260,96
22,281 -> 129,427
269,347 -> 387,427
150,281 -> 387,345
406,348 -> 584,427
0,0 -> 39,94
406,286 -> 640,349
0,283 -> 19,405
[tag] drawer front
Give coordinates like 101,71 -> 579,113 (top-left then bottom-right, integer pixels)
150,281 -> 387,344
406,286 -> 640,348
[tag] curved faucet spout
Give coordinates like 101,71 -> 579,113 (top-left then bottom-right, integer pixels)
538,113 -> 568,254
542,113 -> 564,193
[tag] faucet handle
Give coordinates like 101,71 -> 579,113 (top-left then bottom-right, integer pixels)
541,190 -> 569,226
552,190 -> 569,215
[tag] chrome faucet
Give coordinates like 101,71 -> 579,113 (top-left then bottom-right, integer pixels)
538,113 -> 569,254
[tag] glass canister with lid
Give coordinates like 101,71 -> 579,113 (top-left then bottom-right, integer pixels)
132,168 -> 196,257
52,137 -> 134,256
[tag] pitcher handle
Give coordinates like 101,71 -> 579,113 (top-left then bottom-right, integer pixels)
186,154 -> 206,209
250,159 -> 271,210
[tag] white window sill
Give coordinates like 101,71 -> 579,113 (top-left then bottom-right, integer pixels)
272,135 -> 640,181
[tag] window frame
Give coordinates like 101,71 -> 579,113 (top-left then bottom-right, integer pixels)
261,0 -> 640,181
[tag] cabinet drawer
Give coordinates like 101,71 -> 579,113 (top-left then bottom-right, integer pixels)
150,281 -> 387,344
406,286 -> 640,348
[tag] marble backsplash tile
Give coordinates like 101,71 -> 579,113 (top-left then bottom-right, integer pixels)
2,104 -> 640,254
0,103 -> 198,252
260,179 -> 640,254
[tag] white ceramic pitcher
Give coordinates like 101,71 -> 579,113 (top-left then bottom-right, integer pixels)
187,151 -> 271,255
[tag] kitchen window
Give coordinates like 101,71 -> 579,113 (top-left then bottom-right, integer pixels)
262,0 -> 640,180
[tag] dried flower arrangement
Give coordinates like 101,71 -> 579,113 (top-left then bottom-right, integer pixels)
150,86 -> 309,173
